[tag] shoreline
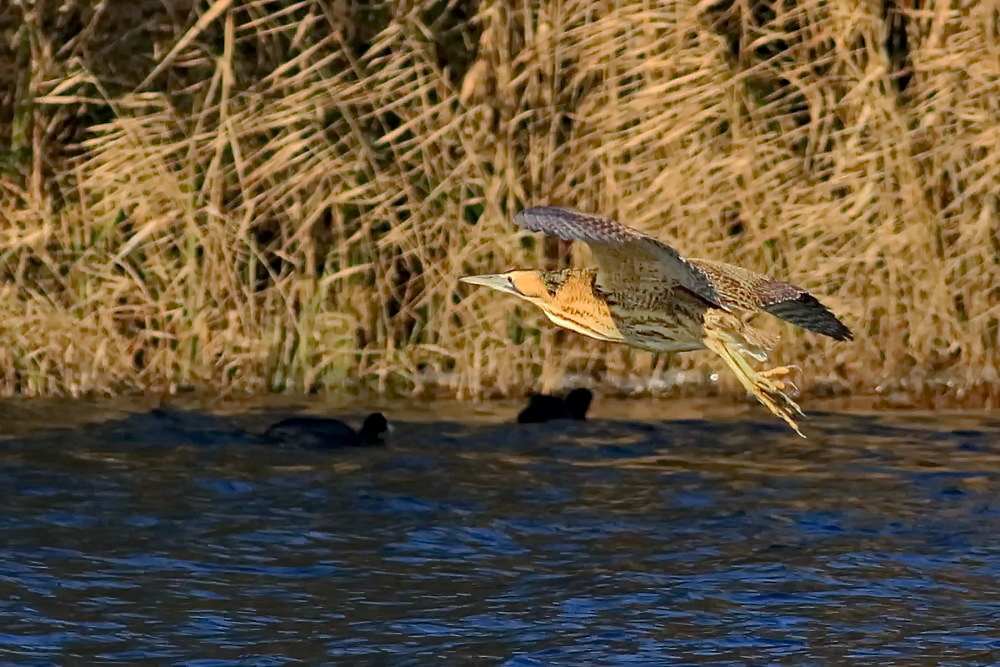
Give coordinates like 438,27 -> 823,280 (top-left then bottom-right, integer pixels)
1,390 -> 998,440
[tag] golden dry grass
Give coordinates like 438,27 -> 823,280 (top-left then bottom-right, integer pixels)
0,0 -> 997,402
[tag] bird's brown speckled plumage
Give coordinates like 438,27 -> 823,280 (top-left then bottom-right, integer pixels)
686,258 -> 853,341
462,206 -> 854,436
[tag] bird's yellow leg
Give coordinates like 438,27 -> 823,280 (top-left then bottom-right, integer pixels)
704,337 -> 806,437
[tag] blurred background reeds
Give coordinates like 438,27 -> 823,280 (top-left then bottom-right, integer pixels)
0,0 -> 997,403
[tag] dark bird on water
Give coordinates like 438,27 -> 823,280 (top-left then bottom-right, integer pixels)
461,206 -> 853,436
264,413 -> 390,448
518,388 -> 594,423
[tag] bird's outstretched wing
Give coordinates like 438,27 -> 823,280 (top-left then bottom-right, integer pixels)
514,206 -> 853,341
689,259 -> 853,341
513,206 -> 722,307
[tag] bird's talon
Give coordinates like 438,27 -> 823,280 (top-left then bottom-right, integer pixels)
759,365 -> 799,380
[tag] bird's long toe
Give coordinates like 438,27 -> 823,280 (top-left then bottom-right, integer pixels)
759,365 -> 801,395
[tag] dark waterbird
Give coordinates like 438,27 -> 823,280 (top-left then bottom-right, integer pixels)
518,388 -> 593,424
264,413 -> 390,448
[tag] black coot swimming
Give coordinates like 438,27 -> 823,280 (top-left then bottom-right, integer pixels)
517,388 -> 593,424
264,413 -> 390,448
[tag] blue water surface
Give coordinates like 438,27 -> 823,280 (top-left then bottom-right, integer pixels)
2,407 -> 1000,663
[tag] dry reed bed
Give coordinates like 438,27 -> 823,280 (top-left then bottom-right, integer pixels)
0,0 -> 997,402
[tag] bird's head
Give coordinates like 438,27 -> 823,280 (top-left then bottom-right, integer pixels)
460,270 -> 549,302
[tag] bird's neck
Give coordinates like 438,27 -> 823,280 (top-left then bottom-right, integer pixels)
537,268 -> 596,295
535,269 -> 623,343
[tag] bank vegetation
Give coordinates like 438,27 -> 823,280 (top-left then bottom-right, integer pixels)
0,1 -> 997,404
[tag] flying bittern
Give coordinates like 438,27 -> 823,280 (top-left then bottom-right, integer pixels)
461,206 -> 853,436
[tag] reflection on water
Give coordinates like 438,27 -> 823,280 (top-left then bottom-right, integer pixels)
2,405 -> 1000,663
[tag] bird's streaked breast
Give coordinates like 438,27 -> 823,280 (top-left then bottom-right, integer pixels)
532,270 -> 710,352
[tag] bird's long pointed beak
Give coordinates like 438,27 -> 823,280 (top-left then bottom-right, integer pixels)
460,274 -> 517,295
